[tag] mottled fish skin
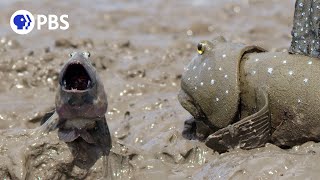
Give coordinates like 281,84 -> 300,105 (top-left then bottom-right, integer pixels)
39,52 -> 111,153
179,37 -> 320,153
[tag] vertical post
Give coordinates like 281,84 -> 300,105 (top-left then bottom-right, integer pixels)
289,0 -> 320,58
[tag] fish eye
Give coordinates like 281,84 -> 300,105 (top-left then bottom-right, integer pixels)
69,52 -> 76,57
83,52 -> 90,58
197,42 -> 205,55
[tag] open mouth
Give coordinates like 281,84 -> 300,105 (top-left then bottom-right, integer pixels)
62,63 -> 92,91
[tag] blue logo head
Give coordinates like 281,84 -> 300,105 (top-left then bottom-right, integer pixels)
13,14 -> 32,30
10,10 -> 35,35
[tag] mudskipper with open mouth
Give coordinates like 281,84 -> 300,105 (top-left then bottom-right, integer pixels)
39,52 -> 111,168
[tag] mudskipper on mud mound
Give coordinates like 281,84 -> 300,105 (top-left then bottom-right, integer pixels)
39,52 -> 111,168
178,0 -> 320,153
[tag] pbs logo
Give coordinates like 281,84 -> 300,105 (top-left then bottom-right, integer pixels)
10,10 -> 35,35
10,10 -> 69,35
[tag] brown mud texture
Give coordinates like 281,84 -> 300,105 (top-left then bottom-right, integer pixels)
1,0 -> 320,179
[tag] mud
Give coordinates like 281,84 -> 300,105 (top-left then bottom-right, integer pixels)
1,0 -> 319,179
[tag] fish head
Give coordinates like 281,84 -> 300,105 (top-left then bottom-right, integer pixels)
179,40 -> 219,126
59,52 -> 95,92
56,52 -> 108,119
179,37 -> 243,129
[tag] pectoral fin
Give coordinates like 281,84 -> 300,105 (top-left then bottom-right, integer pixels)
58,129 -> 80,142
36,110 -> 59,133
205,89 -> 271,153
182,118 -> 197,140
40,109 -> 55,125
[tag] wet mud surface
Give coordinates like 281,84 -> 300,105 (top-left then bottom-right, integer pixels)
1,0 -> 319,179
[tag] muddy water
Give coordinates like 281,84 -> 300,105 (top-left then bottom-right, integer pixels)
1,0 -> 319,179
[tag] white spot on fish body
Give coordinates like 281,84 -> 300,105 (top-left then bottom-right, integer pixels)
200,82 -> 204,86
193,66 -> 197,70
283,60 -> 287,64
298,99 -> 301,103
195,76 -> 198,79
268,68 -> 273,74
188,77 -> 190,81
211,79 -> 215,85
208,67 -> 212,70
303,78 -> 308,83
216,97 -> 219,102
222,54 -> 226,58
226,90 -> 229,94
308,61 -> 313,65
203,62 -> 206,67
224,74 -> 228,79
195,86 -> 197,90
255,58 -> 259,62
219,67 -> 222,71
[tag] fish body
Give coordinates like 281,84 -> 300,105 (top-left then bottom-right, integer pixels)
241,51 -> 320,147
40,52 -> 111,153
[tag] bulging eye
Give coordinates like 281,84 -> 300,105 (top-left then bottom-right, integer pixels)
69,52 -> 76,57
82,52 -> 90,58
197,42 -> 205,55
